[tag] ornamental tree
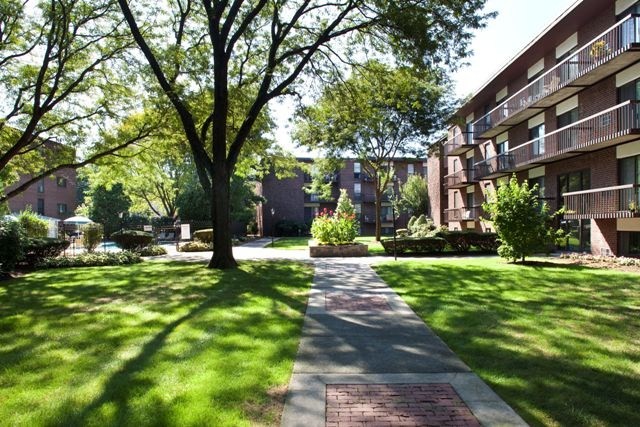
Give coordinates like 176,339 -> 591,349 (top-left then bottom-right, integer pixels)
398,174 -> 430,216
116,0 -> 493,268
482,175 -> 554,263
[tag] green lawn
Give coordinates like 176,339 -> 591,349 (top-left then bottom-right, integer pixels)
373,258 -> 640,427
268,236 -> 386,255
0,261 -> 313,426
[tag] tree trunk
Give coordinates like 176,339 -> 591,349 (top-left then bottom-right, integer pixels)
375,189 -> 382,241
208,162 -> 237,269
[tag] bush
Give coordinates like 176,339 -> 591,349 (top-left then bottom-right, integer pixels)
178,241 -> 213,252
23,238 -> 70,266
36,251 -> 141,269
406,215 -> 436,237
381,237 -> 446,254
0,219 -> 25,272
435,230 -> 500,253
111,229 -> 154,250
137,245 -> 167,256
81,223 -> 104,253
395,228 -> 409,237
193,228 -> 213,243
275,219 -> 307,237
17,207 -> 48,237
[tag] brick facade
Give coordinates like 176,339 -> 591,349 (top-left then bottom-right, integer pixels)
257,156 -> 440,237
444,0 -> 640,256
6,168 -> 77,220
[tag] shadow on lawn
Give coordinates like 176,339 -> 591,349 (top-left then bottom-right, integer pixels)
374,262 -> 640,426
0,261 -> 310,426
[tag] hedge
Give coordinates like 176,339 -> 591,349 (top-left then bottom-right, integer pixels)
137,245 -> 168,256
36,251 -> 141,269
23,238 -> 70,266
193,228 -> 213,243
381,231 -> 500,255
381,237 -> 446,254
111,229 -> 154,250
178,241 -> 213,252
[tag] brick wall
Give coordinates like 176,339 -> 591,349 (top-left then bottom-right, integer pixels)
7,168 -> 77,219
577,3 -> 615,45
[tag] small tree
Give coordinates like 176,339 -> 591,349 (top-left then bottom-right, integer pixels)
335,189 -> 356,218
17,207 -> 49,238
81,223 -> 104,253
483,176 -> 553,263
398,175 -> 430,216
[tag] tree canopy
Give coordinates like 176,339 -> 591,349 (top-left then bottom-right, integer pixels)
398,174 -> 430,217
0,0 -> 153,202
114,0 -> 493,268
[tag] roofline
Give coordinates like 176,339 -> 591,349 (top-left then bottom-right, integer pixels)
464,0 -> 583,104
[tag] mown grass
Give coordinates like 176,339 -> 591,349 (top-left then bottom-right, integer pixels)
0,260 -> 313,426
268,236 -> 386,255
373,258 -> 640,427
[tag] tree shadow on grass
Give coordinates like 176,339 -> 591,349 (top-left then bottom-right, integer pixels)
374,262 -> 640,426
0,260 -> 312,426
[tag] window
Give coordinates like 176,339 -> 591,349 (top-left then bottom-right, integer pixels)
452,158 -> 459,172
557,107 -> 579,128
56,177 -> 67,187
465,122 -> 474,144
619,154 -> 640,185
353,162 -> 361,179
354,203 -> 362,220
310,193 -> 319,202
422,164 -> 428,176
37,179 -> 45,193
466,192 -> 474,208
353,183 -> 361,200
57,203 -> 67,214
37,199 -> 45,215
304,206 -> 319,222
407,164 -> 414,175
529,124 -> 545,156
558,169 -> 590,205
484,183 -> 491,203
497,140 -> 510,171
453,191 -> 458,209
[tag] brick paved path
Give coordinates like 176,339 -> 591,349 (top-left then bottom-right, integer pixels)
281,260 -> 527,427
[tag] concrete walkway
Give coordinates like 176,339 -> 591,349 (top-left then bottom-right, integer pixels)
281,261 -> 528,427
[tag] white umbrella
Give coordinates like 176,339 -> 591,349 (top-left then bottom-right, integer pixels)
63,215 -> 93,224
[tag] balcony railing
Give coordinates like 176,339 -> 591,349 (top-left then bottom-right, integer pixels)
444,168 -> 477,189
475,153 -> 514,179
444,132 -> 474,156
473,14 -> 640,139
563,184 -> 640,219
363,214 -> 394,224
509,101 -> 640,168
445,206 -> 484,222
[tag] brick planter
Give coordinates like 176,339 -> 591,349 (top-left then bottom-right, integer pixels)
308,241 -> 368,258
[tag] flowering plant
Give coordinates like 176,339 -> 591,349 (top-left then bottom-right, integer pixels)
310,190 -> 359,245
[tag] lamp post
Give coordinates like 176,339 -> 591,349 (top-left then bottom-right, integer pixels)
270,208 -> 275,247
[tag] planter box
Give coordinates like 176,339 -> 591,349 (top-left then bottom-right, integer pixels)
308,241 -> 369,258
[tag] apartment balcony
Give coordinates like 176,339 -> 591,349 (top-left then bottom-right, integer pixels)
473,14 -> 640,139
475,153 -> 514,180
563,184 -> 640,219
509,101 -> 640,170
444,168 -> 478,189
444,132 -> 475,156
445,206 -> 484,222
363,214 -> 394,224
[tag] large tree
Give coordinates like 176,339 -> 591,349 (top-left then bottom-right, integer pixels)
296,61 -> 454,239
117,0 -> 492,268
0,0 -> 153,202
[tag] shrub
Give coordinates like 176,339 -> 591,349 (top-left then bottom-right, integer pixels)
178,241 -> 213,252
111,229 -> 154,250
311,208 -> 358,245
406,215 -> 436,237
137,245 -> 168,256
17,207 -> 48,237
81,223 -> 104,253
275,219 -> 307,237
36,251 -> 141,269
0,219 -> 25,273
434,230 -> 500,253
193,228 -> 213,243
395,228 -> 409,237
23,238 -> 70,266
380,237 -> 446,254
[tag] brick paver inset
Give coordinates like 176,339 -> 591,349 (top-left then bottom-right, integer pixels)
325,292 -> 391,311
326,383 -> 481,427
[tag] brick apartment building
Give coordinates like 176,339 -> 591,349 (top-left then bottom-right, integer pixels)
6,169 -> 77,220
444,0 -> 640,256
257,155 -> 444,237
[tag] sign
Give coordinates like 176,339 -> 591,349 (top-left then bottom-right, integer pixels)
180,223 -> 191,240
143,225 -> 153,232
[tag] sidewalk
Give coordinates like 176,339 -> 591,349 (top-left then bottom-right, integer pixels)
281,261 -> 527,427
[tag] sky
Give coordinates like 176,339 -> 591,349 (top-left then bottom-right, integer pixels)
278,0 -> 578,156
